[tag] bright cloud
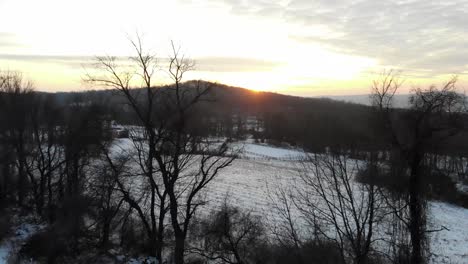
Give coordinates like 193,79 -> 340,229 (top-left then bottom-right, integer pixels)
0,0 -> 466,96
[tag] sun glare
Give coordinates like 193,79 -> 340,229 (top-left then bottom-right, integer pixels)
1,0 -> 439,96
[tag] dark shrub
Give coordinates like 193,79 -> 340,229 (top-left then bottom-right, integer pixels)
271,240 -> 344,264
120,215 -> 148,256
192,203 -> 268,264
453,192 -> 468,208
0,210 -> 12,241
423,168 -> 458,201
20,227 -> 70,264
355,162 -> 409,194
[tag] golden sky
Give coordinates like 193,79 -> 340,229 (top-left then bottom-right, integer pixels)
1,0 -> 467,96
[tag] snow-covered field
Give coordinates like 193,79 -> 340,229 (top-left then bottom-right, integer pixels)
201,141 -> 468,264
109,138 -> 468,263
233,142 -> 308,161
429,202 -> 468,263
2,139 -> 467,263
113,139 -> 468,263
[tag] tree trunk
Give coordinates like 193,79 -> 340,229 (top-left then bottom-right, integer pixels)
156,203 -> 166,263
17,158 -> 26,207
409,151 -> 425,264
47,171 -> 55,223
174,232 -> 185,264
36,174 -> 45,216
101,218 -> 111,249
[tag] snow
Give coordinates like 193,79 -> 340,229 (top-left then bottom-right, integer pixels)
0,248 -> 7,264
111,138 -> 308,161
429,202 -> 468,263
2,140 -> 464,263
80,139 -> 468,263
111,138 -> 135,156
104,139 -> 468,263
456,183 -> 468,194
127,256 -> 158,264
0,223 -> 43,264
0,127 -> 464,264
199,143 -> 468,264
234,142 -> 307,160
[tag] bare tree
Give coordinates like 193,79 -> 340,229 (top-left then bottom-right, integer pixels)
190,199 -> 266,264
86,35 -> 169,262
161,42 -> 235,264
0,71 -> 35,207
22,94 -> 66,220
88,152 -> 127,249
267,183 -> 304,264
294,153 -> 384,264
86,36 -> 234,264
371,71 -> 466,264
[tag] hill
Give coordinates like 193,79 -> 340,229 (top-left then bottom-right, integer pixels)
46,81 -> 375,151
42,81 -> 468,154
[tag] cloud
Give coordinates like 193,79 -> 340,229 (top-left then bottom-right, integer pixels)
0,32 -> 21,48
195,57 -> 282,72
0,54 -> 95,68
206,0 -> 468,76
0,54 -> 281,73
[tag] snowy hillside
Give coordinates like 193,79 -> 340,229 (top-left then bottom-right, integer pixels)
202,141 -> 468,264
234,142 -> 307,161
3,139 -> 462,263
105,138 -> 468,264
107,139 -> 468,263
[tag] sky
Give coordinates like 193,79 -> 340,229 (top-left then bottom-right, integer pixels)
0,0 -> 467,96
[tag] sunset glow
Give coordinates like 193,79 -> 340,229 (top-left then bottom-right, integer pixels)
1,0 -> 467,96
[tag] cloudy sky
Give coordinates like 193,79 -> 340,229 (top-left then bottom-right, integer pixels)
0,0 -> 467,96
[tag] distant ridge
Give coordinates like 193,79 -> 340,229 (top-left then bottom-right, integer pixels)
323,94 -> 410,108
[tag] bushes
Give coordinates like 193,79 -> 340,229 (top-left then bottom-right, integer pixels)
270,240 -> 344,264
355,162 -> 409,194
423,168 -> 458,201
119,215 -> 149,256
356,162 -> 468,208
447,189 -> 468,208
191,202 -> 364,264
20,228 -> 70,263
0,210 -> 12,241
192,203 -> 267,264
19,195 -> 97,263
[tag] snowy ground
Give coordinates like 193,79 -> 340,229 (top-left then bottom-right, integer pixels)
0,222 -> 43,264
2,140 -> 466,263
201,142 -> 468,264
109,138 -> 468,263
113,140 -> 468,264
107,139 -> 468,263
429,202 -> 468,263
233,142 -> 308,161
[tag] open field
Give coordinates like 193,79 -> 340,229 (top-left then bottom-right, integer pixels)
199,141 -> 468,264
2,140 -> 467,263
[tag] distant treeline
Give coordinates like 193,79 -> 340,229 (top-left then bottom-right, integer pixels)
50,81 -> 468,155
